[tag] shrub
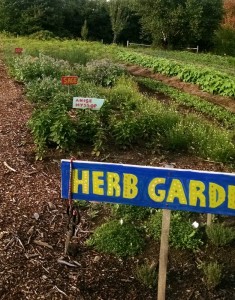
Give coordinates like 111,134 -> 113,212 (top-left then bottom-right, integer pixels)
76,110 -> 102,143
80,59 -> 126,87
86,220 -> 145,257
106,78 -> 141,111
29,30 -> 55,40
206,223 -> 235,246
164,121 -> 194,152
202,262 -> 222,290
135,262 -> 157,288
26,77 -> 63,104
147,211 -> 203,250
28,104 -> 77,159
10,54 -> 72,83
109,113 -> 142,147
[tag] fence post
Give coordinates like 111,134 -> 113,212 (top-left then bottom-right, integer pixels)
127,40 -> 129,47
196,45 -> 199,53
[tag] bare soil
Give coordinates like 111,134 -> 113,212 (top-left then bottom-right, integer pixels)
0,59 -> 235,300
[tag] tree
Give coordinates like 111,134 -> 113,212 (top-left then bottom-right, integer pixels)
223,0 -> 235,30
107,0 -> 130,43
81,19 -> 88,40
0,0 -> 65,35
134,0 -> 223,50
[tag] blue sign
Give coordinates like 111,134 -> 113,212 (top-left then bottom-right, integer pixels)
61,160 -> 235,216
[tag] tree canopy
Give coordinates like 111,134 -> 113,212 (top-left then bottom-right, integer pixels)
0,0 -> 228,51
134,0 -> 224,49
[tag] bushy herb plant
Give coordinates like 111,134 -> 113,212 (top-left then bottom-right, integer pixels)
26,76 -> 63,104
80,59 -> 126,87
202,262 -> 223,290
135,262 -> 157,288
86,220 -> 145,257
206,223 -> 235,247
147,211 -> 203,250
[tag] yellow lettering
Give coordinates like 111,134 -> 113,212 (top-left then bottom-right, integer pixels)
228,185 -> 235,209
189,180 -> 206,207
107,172 -> 121,197
209,183 -> 225,208
72,169 -> 89,194
123,173 -> 138,199
148,178 -> 166,202
92,171 -> 104,195
167,179 -> 187,204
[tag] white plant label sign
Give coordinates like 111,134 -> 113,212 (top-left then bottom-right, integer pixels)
73,97 -> 105,110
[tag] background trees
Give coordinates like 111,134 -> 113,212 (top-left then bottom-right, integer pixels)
133,0 -> 223,50
0,0 -> 233,54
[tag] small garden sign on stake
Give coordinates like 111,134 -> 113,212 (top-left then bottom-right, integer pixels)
61,76 -> 79,93
15,48 -> 23,54
61,160 -> 235,299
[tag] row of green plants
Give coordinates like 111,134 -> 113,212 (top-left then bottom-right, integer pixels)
118,50 -> 235,98
137,48 -> 235,77
7,53 -> 235,163
137,77 -> 235,130
86,203 -> 235,289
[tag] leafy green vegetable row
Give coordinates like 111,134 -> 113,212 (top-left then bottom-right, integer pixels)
137,77 -> 235,130
136,48 -> 235,76
118,50 -> 235,98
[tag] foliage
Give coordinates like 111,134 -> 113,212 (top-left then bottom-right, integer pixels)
223,0 -> 235,30
26,76 -> 63,104
202,262 -> 223,290
9,54 -> 72,83
119,50 -> 235,97
86,220 -> 145,257
29,30 -> 55,40
138,48 -> 235,76
133,0 -> 223,49
81,20 -> 88,41
28,104 -> 77,159
111,204 -> 151,222
206,223 -> 235,246
107,0 -> 130,43
138,77 -> 235,130
0,0 -> 65,35
214,28 -> 235,57
76,110 -> 101,143
80,59 -> 126,87
147,211 -> 203,250
135,262 -> 157,288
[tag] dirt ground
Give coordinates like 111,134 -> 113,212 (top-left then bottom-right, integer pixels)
0,58 -> 234,300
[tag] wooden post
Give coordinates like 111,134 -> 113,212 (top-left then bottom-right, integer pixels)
127,40 -> 129,47
207,213 -> 213,226
157,209 -> 171,300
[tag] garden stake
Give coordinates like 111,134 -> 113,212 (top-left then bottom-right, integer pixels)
64,158 -> 81,255
157,209 -> 171,300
